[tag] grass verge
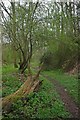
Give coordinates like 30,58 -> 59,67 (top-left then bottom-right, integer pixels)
42,70 -> 78,104
2,65 -> 70,119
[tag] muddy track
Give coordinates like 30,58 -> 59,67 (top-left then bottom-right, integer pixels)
42,75 -> 79,119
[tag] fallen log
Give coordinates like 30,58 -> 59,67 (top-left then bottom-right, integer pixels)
2,64 -> 43,112
2,76 -> 42,112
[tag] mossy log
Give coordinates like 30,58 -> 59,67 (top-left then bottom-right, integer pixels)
2,65 -> 43,112
2,76 -> 42,112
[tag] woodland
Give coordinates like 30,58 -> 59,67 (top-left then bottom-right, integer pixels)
0,0 -> 80,119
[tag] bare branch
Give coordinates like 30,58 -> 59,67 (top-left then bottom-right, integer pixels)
0,1 -> 12,19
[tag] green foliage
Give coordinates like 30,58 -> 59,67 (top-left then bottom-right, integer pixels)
1,1 -> 79,119
40,40 -> 78,71
2,2 -> 79,72
3,77 -> 22,96
2,44 -> 18,64
2,64 -> 18,75
2,65 -> 22,97
2,74 -> 22,97
2,76 -> 70,119
42,70 -> 78,104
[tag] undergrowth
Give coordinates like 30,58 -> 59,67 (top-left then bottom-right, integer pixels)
2,73 -> 70,119
2,65 -> 71,119
42,70 -> 78,104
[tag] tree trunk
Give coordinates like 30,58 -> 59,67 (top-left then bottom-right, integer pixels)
14,55 -> 18,68
2,78 -> 42,112
2,66 -> 43,112
19,60 -> 26,71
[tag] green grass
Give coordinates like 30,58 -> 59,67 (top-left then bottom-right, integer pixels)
2,74 -> 23,97
42,70 -> 78,104
2,64 -> 23,97
2,64 -> 18,75
2,76 -> 70,119
2,65 -> 71,119
0,66 -> 2,74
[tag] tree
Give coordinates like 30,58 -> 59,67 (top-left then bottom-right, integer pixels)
1,1 -> 40,73
40,1 -> 79,71
1,0 -> 79,112
1,0 -> 41,112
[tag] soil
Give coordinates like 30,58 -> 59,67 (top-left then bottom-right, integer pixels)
43,75 -> 80,119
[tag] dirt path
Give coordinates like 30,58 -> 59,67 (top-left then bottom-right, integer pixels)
42,75 -> 79,119
32,67 -> 79,118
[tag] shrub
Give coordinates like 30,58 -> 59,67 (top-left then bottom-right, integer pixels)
40,43 -> 78,71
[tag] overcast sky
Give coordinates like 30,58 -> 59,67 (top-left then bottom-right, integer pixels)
1,0 -> 77,7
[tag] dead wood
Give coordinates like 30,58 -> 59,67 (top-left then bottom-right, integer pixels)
2,75 -> 42,112
2,64 -> 43,112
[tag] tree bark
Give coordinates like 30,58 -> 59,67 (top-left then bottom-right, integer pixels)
2,66 -> 43,112
2,78 -> 42,112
